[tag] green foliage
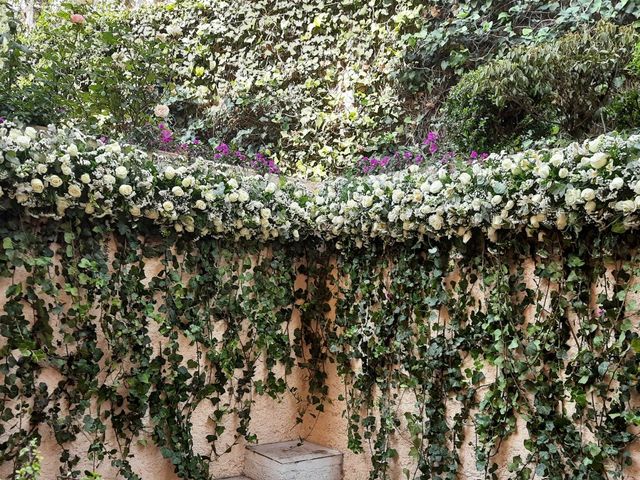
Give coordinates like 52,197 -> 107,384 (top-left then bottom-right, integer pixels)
2,204 -> 640,479
14,439 -> 41,480
442,22 -> 639,152
401,0 -> 640,95
2,3 -> 168,134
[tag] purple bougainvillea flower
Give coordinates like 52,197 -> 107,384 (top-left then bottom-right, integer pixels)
0,117 -> 5,124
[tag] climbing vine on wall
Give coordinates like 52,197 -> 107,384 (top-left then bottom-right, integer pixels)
3,206 -> 640,479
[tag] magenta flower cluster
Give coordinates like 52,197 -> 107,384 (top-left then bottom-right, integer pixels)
357,131 -> 490,175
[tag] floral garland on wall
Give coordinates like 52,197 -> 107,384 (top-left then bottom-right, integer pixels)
2,120 -> 640,480
2,120 -> 640,244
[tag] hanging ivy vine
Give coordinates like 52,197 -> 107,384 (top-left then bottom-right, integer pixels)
3,205 -> 640,480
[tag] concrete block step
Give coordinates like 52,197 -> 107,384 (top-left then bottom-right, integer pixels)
244,440 -> 342,480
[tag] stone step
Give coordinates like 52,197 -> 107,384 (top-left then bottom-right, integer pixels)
219,477 -> 252,480
244,440 -> 342,480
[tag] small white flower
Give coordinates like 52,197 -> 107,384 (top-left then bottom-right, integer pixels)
61,164 -> 73,176
565,188 -> 581,206
36,164 -> 48,175
195,200 -> 207,210
80,173 -> 91,184
392,189 -> 404,204
228,192 -> 239,202
31,178 -> 45,193
85,204 -> 95,214
585,201 -> 596,213
49,175 -> 63,188
68,184 -> 82,198
119,184 -> 133,196
130,206 -> 142,217
115,166 -> 128,179
105,143 -> 121,154
491,195 -> 502,206
265,182 -> 277,194
172,186 -> 185,197
227,178 -> 239,189
558,168 -> 569,179
162,201 -> 175,212
458,172 -> 472,185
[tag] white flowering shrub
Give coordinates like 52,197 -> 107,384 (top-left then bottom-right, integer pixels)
2,120 -> 640,244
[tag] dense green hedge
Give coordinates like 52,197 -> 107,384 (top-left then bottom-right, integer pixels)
441,22 -> 639,152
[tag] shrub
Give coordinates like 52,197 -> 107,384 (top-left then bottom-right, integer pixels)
441,22 -> 639,152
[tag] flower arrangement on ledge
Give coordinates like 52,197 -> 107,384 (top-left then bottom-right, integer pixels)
1,119 -> 640,244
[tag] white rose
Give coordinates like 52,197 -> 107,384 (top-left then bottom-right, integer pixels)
227,178 -> 239,189
36,164 -> 48,174
550,151 -> 564,166
68,184 -> 82,198
105,143 -> 121,154
61,164 -> 72,176
103,174 -> 116,185
265,182 -> 277,194
85,204 -> 95,214
590,153 -> 609,169
458,172 -> 472,185
182,176 -> 195,188
204,190 -> 216,202
31,178 -> 45,193
80,173 -> 91,184
585,201 -> 596,213
24,127 -> 38,139
610,177 -> 624,190
556,212 -> 567,230
238,189 -> 249,202
565,188 -> 581,206
392,189 -> 404,204
428,213 -> 443,230
49,175 -> 63,188
119,184 -> 133,196
16,135 -> 31,148
130,206 -> 142,217
67,144 -> 79,157
615,200 -> 636,214
115,166 -> 128,179
634,181 -> 640,195
195,200 -> 207,210
588,138 -> 602,153
164,166 -> 176,180
154,104 -> 170,118
361,195 -> 373,208
492,215 -> 503,228
581,188 -> 596,202
145,209 -> 159,220
228,192 -> 239,202
162,201 -> 175,212
501,158 -> 515,171
429,180 -> 443,194
172,186 -> 185,197
536,164 -> 550,178
491,195 -> 502,206
558,168 -> 569,179
332,215 -> 344,226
